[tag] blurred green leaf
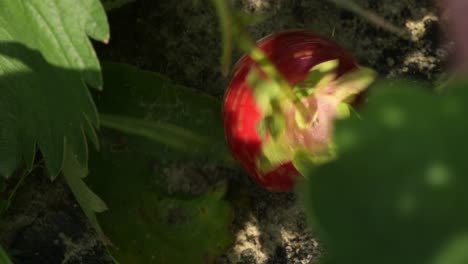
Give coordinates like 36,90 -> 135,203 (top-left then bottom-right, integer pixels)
431,234 -> 468,264
96,62 -> 232,165
0,245 -> 13,264
0,0 -> 109,178
298,79 -> 468,264
89,63 -> 234,262
87,138 -> 234,263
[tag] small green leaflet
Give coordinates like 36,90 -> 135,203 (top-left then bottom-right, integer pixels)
0,0 -> 109,178
297,79 -> 468,264
62,146 -> 108,237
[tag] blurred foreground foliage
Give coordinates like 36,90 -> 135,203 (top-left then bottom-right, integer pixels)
296,79 -> 468,264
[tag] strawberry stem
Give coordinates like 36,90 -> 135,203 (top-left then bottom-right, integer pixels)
210,0 -> 233,76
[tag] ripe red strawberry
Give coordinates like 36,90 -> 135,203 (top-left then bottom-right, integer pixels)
223,29 -> 363,191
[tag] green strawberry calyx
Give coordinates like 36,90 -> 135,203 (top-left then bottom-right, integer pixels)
248,59 -> 377,173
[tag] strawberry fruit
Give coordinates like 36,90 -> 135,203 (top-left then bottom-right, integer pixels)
223,29 -> 374,191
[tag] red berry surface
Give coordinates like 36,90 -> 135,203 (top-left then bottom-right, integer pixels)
223,30 -> 358,191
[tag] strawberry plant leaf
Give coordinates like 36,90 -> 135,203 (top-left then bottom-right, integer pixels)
86,135 -> 234,263
297,79 -> 468,264
0,0 -> 109,178
96,62 -> 232,165
89,62 -> 234,263
0,245 -> 13,264
62,146 -> 108,237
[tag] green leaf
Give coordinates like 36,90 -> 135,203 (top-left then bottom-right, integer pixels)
0,245 -> 13,264
62,146 -> 108,237
298,79 -> 468,264
96,62 -> 232,165
86,137 -> 234,263
90,63 -> 234,263
0,0 -> 109,178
